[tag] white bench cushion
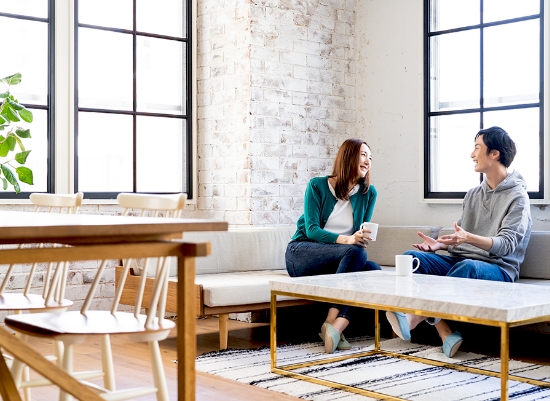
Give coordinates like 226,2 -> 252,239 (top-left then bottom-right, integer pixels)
191,270 -> 295,307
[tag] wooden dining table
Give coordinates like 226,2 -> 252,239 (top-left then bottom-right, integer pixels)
0,210 -> 228,401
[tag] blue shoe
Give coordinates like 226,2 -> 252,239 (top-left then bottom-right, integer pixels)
321,322 -> 340,354
442,331 -> 463,358
386,311 -> 411,341
318,331 -> 351,350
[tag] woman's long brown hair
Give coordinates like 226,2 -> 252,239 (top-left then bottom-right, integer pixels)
330,138 -> 371,200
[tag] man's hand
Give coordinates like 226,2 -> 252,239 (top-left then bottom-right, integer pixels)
437,222 -> 494,251
437,222 -> 467,246
412,231 -> 445,252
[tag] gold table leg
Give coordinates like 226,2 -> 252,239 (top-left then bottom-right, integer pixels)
374,309 -> 380,351
270,293 -> 277,372
501,323 -> 510,401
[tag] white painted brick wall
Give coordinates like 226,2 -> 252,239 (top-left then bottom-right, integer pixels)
194,0 -> 357,226
0,0 -> 359,319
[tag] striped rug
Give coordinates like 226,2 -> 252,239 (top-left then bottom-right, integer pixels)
195,337 -> 550,400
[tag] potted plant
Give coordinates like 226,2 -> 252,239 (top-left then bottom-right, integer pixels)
0,73 -> 33,193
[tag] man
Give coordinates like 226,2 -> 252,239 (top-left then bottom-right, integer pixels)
386,126 -> 532,358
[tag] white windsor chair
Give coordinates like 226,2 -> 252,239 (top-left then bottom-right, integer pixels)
3,193 -> 83,400
5,192 -> 187,401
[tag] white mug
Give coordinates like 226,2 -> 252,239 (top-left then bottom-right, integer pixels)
395,255 -> 420,277
360,222 -> 378,241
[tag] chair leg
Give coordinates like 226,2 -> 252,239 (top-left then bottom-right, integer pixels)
100,334 -> 116,391
148,341 -> 169,401
9,358 -> 25,389
59,343 -> 73,401
219,314 -> 229,350
22,366 -> 30,401
8,331 -> 31,401
55,340 -> 64,365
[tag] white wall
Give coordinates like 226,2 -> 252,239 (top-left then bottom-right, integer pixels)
356,0 -> 550,230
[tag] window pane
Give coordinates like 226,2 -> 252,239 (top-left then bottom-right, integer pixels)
78,28 -> 133,110
484,108 -> 540,192
78,0 -> 133,30
430,113 -> 480,192
137,38 -> 185,114
78,113 -> 133,192
484,0 -> 540,23
136,0 -> 185,37
0,0 -> 47,18
484,20 -> 539,107
430,0 -> 479,32
0,17 -> 48,105
430,30 -> 480,112
5,109 -> 48,193
136,116 -> 185,192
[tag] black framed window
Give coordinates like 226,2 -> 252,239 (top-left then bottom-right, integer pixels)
425,0 -> 543,199
75,0 -> 191,199
0,1 -> 53,198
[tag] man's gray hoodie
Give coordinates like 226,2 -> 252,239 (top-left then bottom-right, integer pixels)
448,170 -> 532,282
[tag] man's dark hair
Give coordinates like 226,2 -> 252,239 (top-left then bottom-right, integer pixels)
475,126 -> 517,168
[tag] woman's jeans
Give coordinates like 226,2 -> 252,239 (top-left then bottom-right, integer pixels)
285,241 -> 381,322
403,250 -> 512,282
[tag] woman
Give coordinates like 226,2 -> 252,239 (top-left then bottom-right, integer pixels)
285,138 -> 381,354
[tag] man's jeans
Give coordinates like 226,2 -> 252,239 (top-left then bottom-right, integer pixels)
403,250 -> 512,282
285,241 -> 381,321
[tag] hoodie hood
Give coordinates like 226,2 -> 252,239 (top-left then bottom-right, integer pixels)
480,170 -> 527,216
483,170 -> 528,193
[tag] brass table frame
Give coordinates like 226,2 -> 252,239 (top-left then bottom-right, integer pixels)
270,290 -> 550,401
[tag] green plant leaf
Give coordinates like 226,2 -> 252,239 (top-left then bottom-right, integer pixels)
15,167 -> 33,185
6,98 -> 23,110
1,73 -> 22,86
1,105 -> 20,122
18,108 -> 33,123
15,128 -> 31,138
1,178 -> 6,190
7,136 -> 16,151
0,141 -> 9,157
0,92 -> 8,98
0,115 -> 6,124
1,165 -> 20,193
15,150 -> 31,164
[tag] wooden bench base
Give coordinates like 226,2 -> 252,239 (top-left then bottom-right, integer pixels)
115,267 -> 314,349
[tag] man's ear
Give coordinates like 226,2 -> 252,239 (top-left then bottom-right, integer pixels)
490,149 -> 500,161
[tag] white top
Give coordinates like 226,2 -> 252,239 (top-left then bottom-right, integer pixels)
269,270 -> 550,323
324,182 -> 359,235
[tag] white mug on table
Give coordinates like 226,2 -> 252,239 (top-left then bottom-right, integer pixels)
395,254 -> 420,276
360,222 -> 378,241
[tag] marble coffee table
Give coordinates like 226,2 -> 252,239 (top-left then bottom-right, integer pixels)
269,270 -> 550,401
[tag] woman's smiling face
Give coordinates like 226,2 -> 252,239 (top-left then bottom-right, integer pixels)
357,144 -> 371,179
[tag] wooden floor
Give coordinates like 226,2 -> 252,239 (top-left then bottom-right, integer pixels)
11,313 -> 304,401
9,305 -> 550,400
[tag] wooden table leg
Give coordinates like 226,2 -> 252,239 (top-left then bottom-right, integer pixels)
501,323 -> 510,401
178,254 -> 197,401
